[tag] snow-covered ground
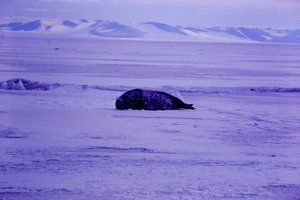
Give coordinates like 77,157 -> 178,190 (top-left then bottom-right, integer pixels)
0,36 -> 300,199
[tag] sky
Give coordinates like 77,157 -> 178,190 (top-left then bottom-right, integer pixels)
1,0 -> 300,28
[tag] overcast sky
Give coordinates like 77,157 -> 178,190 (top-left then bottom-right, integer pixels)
1,0 -> 300,28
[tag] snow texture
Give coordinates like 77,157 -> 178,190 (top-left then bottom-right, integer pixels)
0,36 -> 300,199
0,78 -> 52,90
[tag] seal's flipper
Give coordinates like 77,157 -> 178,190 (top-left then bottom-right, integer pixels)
183,103 -> 194,110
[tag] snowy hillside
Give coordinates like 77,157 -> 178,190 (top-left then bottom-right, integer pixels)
0,18 -> 300,43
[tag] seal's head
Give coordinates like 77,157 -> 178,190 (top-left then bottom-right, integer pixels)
115,89 -> 144,110
115,98 -> 128,110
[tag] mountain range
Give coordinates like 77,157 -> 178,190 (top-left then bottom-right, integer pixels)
0,19 -> 300,43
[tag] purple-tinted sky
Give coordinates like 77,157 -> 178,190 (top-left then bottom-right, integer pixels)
1,0 -> 300,28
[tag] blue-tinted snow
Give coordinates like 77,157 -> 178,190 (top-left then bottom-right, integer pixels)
89,20 -> 145,38
143,22 -> 187,35
1,19 -> 300,43
0,37 -> 300,199
80,19 -> 89,23
0,20 -> 42,31
62,20 -> 78,28
237,27 -> 273,42
2,78 -> 300,95
183,27 -> 208,33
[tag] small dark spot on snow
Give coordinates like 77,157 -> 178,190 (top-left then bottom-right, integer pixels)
54,48 -> 59,50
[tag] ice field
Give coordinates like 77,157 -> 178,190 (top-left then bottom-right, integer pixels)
0,36 -> 300,199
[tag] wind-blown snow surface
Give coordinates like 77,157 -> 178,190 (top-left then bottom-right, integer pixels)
0,37 -> 300,199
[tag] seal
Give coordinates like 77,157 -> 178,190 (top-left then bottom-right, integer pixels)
115,89 -> 194,110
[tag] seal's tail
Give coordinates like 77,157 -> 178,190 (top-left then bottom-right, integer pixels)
183,103 -> 195,110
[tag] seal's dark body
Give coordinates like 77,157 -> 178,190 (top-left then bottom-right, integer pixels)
115,89 -> 194,110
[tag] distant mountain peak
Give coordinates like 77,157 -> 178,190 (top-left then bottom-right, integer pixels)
0,20 -> 41,31
143,22 -> 187,36
0,18 -> 299,43
62,20 -> 78,28
90,20 -> 145,38
80,19 -> 89,23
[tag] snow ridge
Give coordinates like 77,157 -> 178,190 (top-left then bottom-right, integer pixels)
1,79 -> 300,95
